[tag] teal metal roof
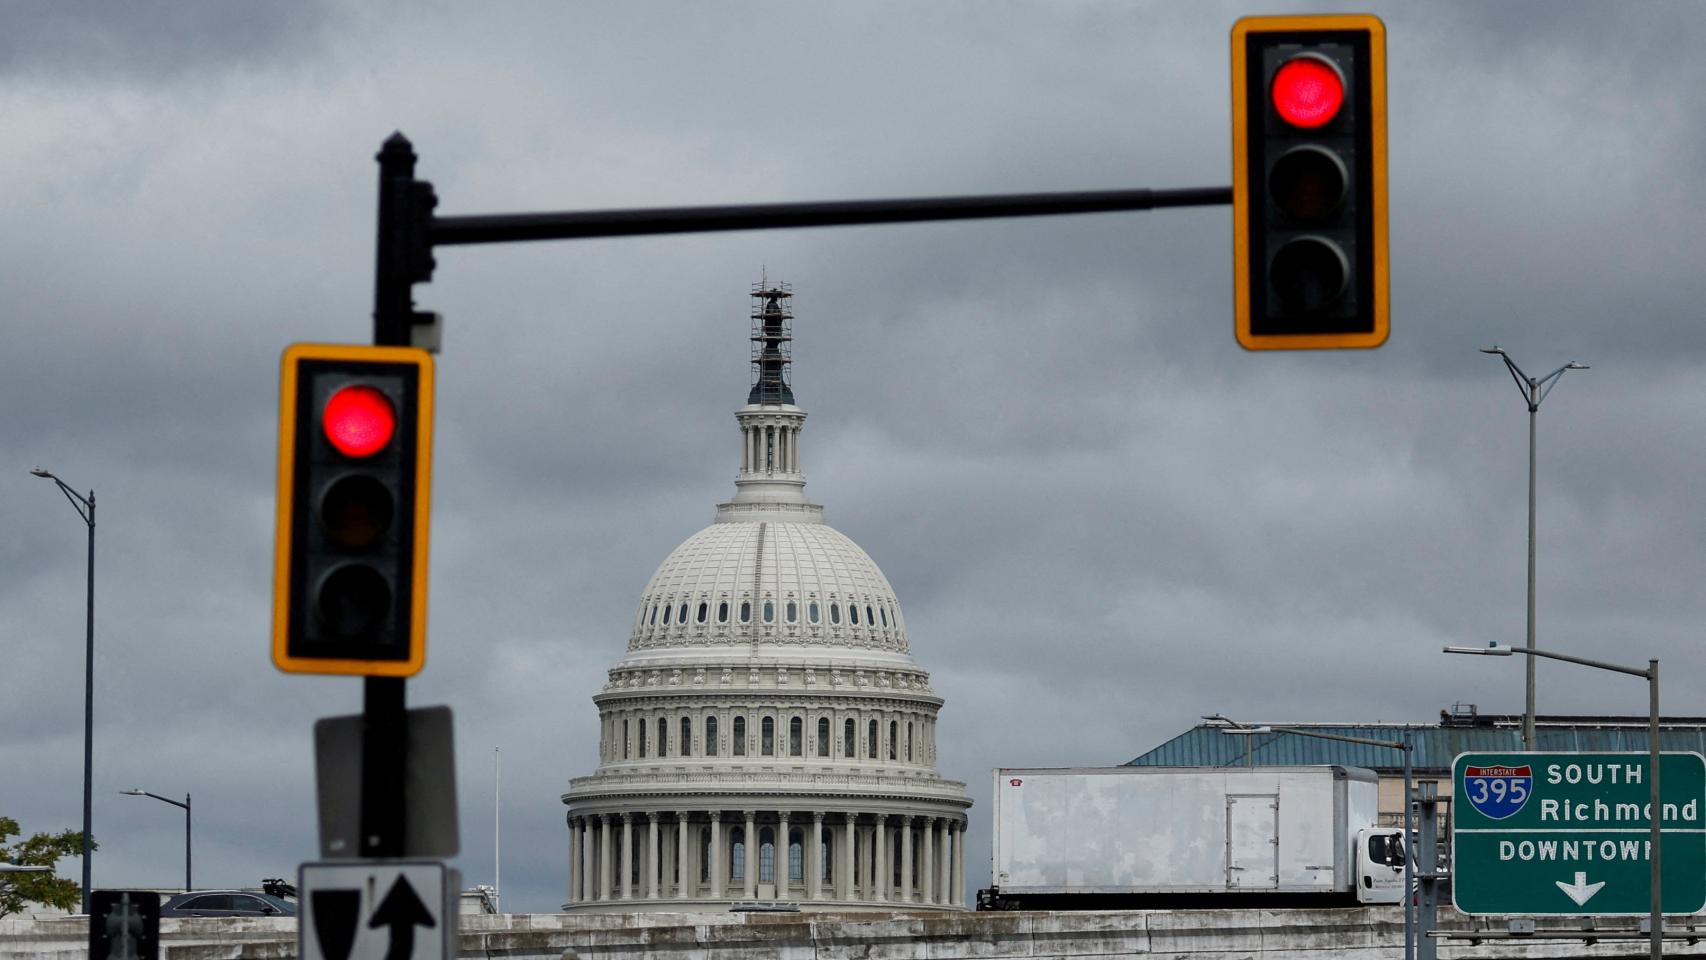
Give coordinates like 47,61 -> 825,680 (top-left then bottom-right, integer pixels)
1128,716 -> 1706,774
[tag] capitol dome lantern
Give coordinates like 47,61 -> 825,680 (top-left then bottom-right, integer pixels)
563,280 -> 971,912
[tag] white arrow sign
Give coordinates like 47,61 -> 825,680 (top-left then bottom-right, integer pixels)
299,861 -> 456,960
1555,871 -> 1606,907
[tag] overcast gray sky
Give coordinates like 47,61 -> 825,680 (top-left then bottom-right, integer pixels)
5,0 -> 1706,914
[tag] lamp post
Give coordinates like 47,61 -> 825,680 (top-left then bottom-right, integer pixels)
120,789 -> 191,891
1444,642 -> 1661,960
29,467 -> 95,915
1204,714 -> 1415,960
1479,347 -> 1588,751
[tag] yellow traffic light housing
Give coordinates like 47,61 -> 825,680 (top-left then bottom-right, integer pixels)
1233,14 -> 1388,350
273,343 -> 434,676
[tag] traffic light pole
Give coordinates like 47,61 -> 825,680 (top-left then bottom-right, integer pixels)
362,128 -> 1232,855
361,135 -> 419,859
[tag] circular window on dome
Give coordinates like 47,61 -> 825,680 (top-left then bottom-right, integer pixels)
649,604 -> 659,625
866,605 -> 875,626
880,605 -> 889,627
677,602 -> 689,624
718,601 -> 729,623
697,602 -> 708,623
809,602 -> 820,624
849,605 -> 859,626
763,600 -> 775,623
740,601 -> 751,623
829,603 -> 840,625
661,604 -> 671,625
786,600 -> 797,622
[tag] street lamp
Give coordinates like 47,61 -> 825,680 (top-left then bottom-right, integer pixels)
1445,642 -> 1661,960
120,789 -> 191,891
1480,347 -> 1588,751
30,466 -> 96,915
1204,714 -> 1416,960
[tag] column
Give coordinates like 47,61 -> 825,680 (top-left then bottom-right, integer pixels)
920,818 -> 934,904
941,821 -> 953,906
566,817 -> 579,904
955,820 -> 967,906
678,812 -> 692,900
709,813 -> 723,899
791,427 -> 801,473
874,815 -> 888,902
661,820 -> 674,897
744,810 -> 758,899
621,814 -> 635,899
900,815 -> 914,903
600,815 -> 614,900
840,813 -> 856,900
863,824 -> 877,901
809,813 -> 825,901
648,813 -> 661,899
776,812 -> 790,900
941,815 -> 955,907
581,818 -> 595,902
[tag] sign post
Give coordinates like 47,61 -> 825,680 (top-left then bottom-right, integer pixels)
1452,751 -> 1706,916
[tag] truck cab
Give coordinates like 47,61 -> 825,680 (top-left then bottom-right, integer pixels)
1356,827 -> 1405,904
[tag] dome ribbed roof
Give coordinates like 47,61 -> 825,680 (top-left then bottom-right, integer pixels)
626,518 -> 910,656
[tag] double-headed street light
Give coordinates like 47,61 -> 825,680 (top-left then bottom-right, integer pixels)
1480,347 -> 1588,751
1445,642 -> 1661,960
1480,346 -> 1583,750
120,789 -> 191,892
29,466 -> 96,915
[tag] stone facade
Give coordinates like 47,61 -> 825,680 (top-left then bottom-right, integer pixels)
562,283 -> 971,913
7,909 -> 1701,960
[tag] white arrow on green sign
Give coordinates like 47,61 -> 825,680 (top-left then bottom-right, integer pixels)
1452,752 -> 1706,916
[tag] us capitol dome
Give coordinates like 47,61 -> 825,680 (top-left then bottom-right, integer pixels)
563,280 -> 971,912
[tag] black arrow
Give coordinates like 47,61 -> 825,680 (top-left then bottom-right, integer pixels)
367,875 -> 435,960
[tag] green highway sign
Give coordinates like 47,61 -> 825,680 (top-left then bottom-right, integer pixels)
1452,752 -> 1706,915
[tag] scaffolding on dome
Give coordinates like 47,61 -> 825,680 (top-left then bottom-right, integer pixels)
748,277 -> 794,405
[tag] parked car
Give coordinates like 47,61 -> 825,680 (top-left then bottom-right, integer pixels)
159,890 -> 297,918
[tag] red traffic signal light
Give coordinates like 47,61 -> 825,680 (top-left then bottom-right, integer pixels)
322,385 -> 397,457
1232,15 -> 1388,350
1270,56 -> 1344,129
273,343 -> 434,677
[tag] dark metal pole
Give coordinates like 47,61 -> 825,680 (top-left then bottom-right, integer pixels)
1650,660 -> 1661,960
1403,734 -> 1414,960
184,793 -> 192,893
80,491 -> 95,915
361,133 -> 415,859
1524,392 -> 1538,751
1415,782 -> 1440,960
429,186 -> 1233,247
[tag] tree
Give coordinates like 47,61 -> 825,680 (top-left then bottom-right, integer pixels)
0,816 -> 93,918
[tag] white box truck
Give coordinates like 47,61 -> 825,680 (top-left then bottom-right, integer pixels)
983,765 -> 1405,909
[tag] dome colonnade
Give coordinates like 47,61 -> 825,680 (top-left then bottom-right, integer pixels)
565,809 -> 967,909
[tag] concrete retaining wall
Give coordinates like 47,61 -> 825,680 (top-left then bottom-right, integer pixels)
6,908 -> 1706,959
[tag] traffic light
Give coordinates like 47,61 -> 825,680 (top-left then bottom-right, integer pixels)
273,343 -> 434,676
1232,14 -> 1387,350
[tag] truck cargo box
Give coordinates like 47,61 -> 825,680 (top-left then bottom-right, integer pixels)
990,765 -> 1399,904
